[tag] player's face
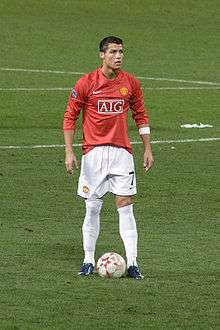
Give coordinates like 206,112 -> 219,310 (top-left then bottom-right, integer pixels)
100,43 -> 124,70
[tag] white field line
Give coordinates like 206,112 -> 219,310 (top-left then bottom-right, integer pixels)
0,87 -> 71,91
1,67 -> 220,86
137,76 -> 220,86
0,137 -> 219,150
143,87 -> 220,90
0,86 -> 220,91
0,67 -> 85,75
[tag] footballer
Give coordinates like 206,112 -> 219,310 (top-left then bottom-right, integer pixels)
63,36 -> 154,279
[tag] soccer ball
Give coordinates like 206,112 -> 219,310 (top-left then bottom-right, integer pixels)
97,252 -> 126,278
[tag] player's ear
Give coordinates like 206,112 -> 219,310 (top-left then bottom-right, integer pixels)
99,52 -> 105,60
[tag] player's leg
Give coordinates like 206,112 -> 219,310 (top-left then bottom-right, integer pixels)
78,197 -> 103,276
108,147 -> 143,278
77,147 -> 108,276
116,196 -> 144,279
116,195 -> 138,267
82,198 -> 103,265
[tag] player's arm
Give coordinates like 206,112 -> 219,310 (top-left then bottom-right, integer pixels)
64,129 -> 78,175
138,124 -> 154,172
130,78 -> 154,171
63,82 -> 85,174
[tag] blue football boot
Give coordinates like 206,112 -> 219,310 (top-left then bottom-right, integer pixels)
127,265 -> 144,280
78,263 -> 94,276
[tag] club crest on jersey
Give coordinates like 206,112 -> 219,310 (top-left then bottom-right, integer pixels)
83,185 -> 89,193
98,99 -> 124,114
120,87 -> 128,96
71,88 -> 77,99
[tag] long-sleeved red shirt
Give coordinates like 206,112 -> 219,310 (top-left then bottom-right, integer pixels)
63,68 -> 149,154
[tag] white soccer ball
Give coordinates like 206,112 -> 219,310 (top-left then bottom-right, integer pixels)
97,252 -> 126,278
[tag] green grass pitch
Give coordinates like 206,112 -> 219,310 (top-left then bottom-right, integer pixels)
0,0 -> 219,329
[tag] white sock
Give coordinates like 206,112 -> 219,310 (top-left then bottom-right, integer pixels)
84,251 -> 95,265
82,198 -> 103,266
118,204 -> 138,267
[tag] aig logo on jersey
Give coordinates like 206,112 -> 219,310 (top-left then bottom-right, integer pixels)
98,99 -> 124,114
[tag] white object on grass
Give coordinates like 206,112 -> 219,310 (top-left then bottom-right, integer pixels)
180,123 -> 213,128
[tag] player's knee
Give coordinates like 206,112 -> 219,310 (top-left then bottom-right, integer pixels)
85,198 -> 103,217
83,199 -> 103,234
115,196 -> 133,209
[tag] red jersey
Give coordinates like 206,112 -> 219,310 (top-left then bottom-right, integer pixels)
63,68 -> 149,154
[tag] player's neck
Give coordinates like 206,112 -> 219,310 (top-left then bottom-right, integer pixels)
101,66 -> 120,80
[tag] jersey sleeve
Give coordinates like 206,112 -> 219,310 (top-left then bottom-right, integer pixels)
129,78 -> 149,127
63,77 -> 87,130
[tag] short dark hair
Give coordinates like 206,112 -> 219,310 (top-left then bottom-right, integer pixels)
99,36 -> 123,52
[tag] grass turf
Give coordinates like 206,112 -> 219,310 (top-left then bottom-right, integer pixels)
0,0 -> 219,329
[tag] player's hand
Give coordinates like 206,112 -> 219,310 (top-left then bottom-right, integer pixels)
65,150 -> 78,175
143,149 -> 154,172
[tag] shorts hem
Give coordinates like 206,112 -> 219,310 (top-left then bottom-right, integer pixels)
77,191 -> 107,199
109,189 -> 137,196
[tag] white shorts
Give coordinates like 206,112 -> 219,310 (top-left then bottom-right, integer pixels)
77,146 -> 137,199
